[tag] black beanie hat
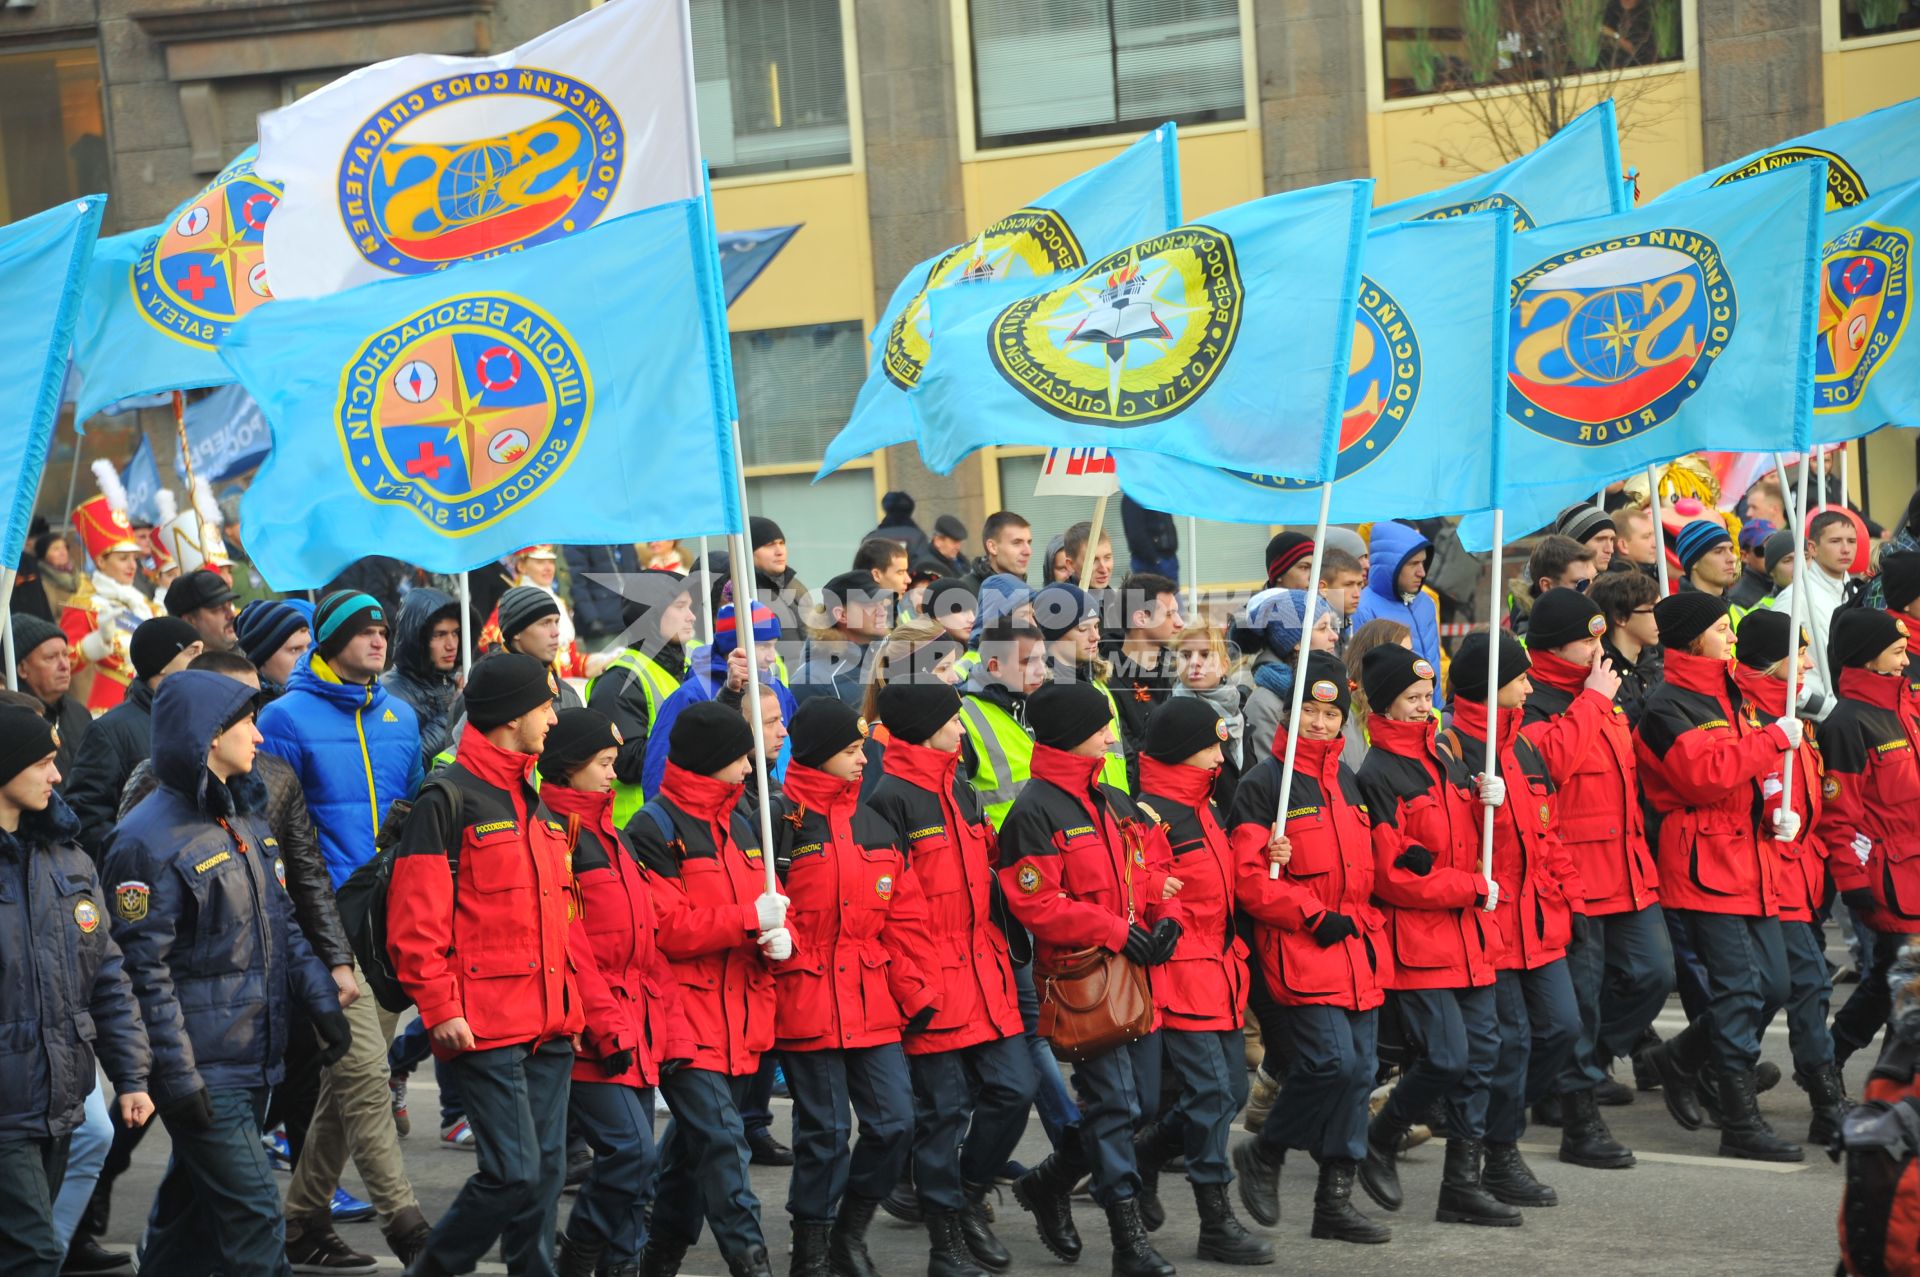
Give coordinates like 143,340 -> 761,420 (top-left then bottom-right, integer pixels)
1264,531 -> 1314,585
668,700 -> 757,776
1653,591 -> 1730,654
1144,697 -> 1229,764
1528,587 -> 1607,650
1554,502 -> 1617,547
1302,650 -> 1354,721
538,708 -> 622,783
464,652 -> 554,730
1450,630 -> 1532,703
313,589 -> 386,661
0,705 -> 58,788
876,681 -> 962,746
1359,644 -> 1435,712
749,516 -> 785,550
1882,552 -> 1920,614
790,698 -> 867,769
1031,582 -> 1095,642
9,613 -> 64,666
922,577 -> 977,623
1028,680 -> 1113,752
234,600 -> 309,670
1735,609 -> 1803,671
496,585 -> 561,648
1830,609 -> 1907,682
618,570 -> 693,635
130,616 -> 203,682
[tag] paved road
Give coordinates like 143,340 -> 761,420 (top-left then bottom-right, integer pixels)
99,1003 -> 1845,1276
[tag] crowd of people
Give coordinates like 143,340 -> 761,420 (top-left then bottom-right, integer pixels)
5,466 -> 1919,1277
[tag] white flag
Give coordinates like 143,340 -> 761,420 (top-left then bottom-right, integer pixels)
256,0 -> 702,298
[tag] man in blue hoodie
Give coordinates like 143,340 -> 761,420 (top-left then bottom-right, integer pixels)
1353,521 -> 1444,678
640,600 -> 793,798
257,590 -> 428,1267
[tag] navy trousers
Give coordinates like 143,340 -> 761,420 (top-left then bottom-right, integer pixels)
1381,985 -> 1499,1140
1560,907 -> 1675,1093
1071,1032 -> 1156,1207
782,1044 -> 915,1222
1158,1027 -> 1250,1182
1487,961 -> 1581,1143
1833,927 -> 1904,1066
0,1136 -> 71,1277
908,1035 -> 1036,1212
1260,1007 -> 1376,1163
1781,920 -> 1837,1075
654,1068 -> 764,1261
1673,910 -> 1789,1074
143,1087 -> 288,1277
566,1080 -> 658,1263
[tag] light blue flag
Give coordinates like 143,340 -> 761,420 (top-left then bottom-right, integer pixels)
1371,100 -> 1627,230
1660,95 -> 1920,208
719,225 -> 800,307
122,435 -> 165,528
818,125 -> 1182,476
177,384 -> 271,483
220,199 -> 740,589
1811,178 -> 1920,442
912,179 -> 1372,478
1,196 -> 105,566
1457,160 -> 1828,551
69,149 -> 280,425
1109,214 -> 1511,524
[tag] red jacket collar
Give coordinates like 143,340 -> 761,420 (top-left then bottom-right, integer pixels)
1267,726 -> 1343,778
1139,755 -> 1217,807
1732,664 -> 1789,718
779,761 -> 860,815
660,762 -> 746,824
1031,743 -> 1105,796
882,738 -> 961,791
456,722 -> 539,791
1840,664 -> 1907,710
1662,648 -> 1735,706
1366,712 -> 1437,761
1447,696 -> 1518,751
537,781 -> 616,844
1528,648 -> 1589,695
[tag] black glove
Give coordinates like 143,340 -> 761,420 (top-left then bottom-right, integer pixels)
1394,845 -> 1436,876
312,1010 -> 354,1068
600,1049 -> 635,1078
1148,917 -> 1183,966
660,1058 -> 691,1078
1120,924 -> 1156,966
159,1087 -> 214,1131
1841,887 -> 1878,912
1310,911 -> 1359,948
905,1004 -> 937,1033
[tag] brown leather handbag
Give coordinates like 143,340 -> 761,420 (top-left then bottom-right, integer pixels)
1035,803 -> 1156,1063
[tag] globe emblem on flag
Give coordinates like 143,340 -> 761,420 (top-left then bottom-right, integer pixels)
336,293 -> 593,536
1507,232 -> 1734,446
1711,146 -> 1868,211
1814,220 -> 1910,413
441,144 -> 515,224
133,153 -> 282,350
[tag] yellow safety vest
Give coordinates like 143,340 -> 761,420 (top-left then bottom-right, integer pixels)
959,694 -> 1035,831
1093,679 -> 1130,794
584,649 -> 683,829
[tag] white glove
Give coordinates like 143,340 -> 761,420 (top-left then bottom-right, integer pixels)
755,892 -> 789,931
1776,717 -> 1805,749
1481,876 -> 1500,912
1762,774 -> 1784,800
758,926 -> 793,961
1854,833 -> 1874,867
1771,808 -> 1802,843
1477,774 -> 1507,809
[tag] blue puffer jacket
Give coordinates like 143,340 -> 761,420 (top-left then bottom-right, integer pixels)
1353,520 -> 1443,675
104,671 -> 339,1104
260,652 -> 423,887
640,643 -> 794,799
0,793 -> 151,1140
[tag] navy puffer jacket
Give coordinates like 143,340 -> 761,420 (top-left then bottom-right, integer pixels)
382,586 -> 463,770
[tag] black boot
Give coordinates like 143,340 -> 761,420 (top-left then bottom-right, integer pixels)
1103,1197 -> 1175,1277
727,1246 -> 774,1277
1358,1111 -> 1408,1213
1481,1142 -> 1557,1207
62,1237 -> 133,1274
882,1169 -> 923,1224
828,1194 -> 882,1277
1799,1062 -> 1849,1147
642,1231 -> 692,1277
1715,1068 -> 1805,1163
1310,1159 -> 1391,1245
1631,1027 -> 1663,1091
790,1221 -> 832,1277
557,1231 -> 607,1277
403,1254 -> 452,1277
1194,1180 -> 1275,1263
926,1212 -> 989,1277
1434,1140 -> 1522,1227
1131,1121 -> 1182,1233
78,1182 -> 111,1243
1642,1038 -> 1704,1130
1558,1088 -> 1636,1169
959,1183 -> 1011,1273
1530,1095 -> 1565,1127
1011,1151 -> 1084,1262
1229,1140 -> 1282,1228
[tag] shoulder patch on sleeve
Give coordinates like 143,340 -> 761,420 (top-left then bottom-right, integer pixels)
114,881 -> 150,921
1016,862 -> 1042,893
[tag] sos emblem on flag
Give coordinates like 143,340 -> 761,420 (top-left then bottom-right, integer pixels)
1711,147 -> 1869,212
1817,220 -> 1910,414
336,293 -> 591,535
988,225 -> 1243,426
134,154 -> 281,349
339,70 -> 625,274
1508,231 -> 1734,446
884,209 -> 1085,392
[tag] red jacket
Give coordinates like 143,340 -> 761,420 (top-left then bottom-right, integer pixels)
1635,649 -> 1791,917
628,763 -> 786,1075
1819,664 -> 1920,934
864,740 -> 1024,1055
1446,697 -> 1577,971
540,784 -> 696,1087
1136,757 -> 1250,1030
1224,731 -> 1387,1012
1731,666 -> 1826,924
1354,714 -> 1496,991
388,725 -> 585,1054
1522,650 -> 1659,916
770,762 -> 939,1051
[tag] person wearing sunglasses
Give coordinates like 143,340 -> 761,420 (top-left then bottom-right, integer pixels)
1511,537 -> 1598,639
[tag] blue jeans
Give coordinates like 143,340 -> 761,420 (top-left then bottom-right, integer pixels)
50,1080 -> 109,1248
907,1034 -> 1036,1212
0,1135 -> 71,1277
1487,961 -> 1581,1143
654,1068 -> 764,1262
390,1017 -> 464,1125
1561,907 -> 1675,1093
1383,985 -> 1499,1141
566,1081 -> 658,1263
144,1087 -> 288,1277
1260,1008 -> 1375,1164
1015,961 -> 1081,1148
783,1045 -> 914,1222
1162,1027 -> 1254,1180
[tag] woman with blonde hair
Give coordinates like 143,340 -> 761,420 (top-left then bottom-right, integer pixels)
1342,620 -> 1413,768
1171,619 -> 1249,809
859,618 -> 965,781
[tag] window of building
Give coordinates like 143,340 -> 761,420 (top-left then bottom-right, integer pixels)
968,0 -> 1245,149
1379,1 -> 1687,101
692,0 -> 851,177
1838,0 -> 1920,40
0,46 -> 107,224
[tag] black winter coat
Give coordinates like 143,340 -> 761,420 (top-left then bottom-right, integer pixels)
562,543 -> 640,640
65,678 -> 154,861
382,586 -> 464,769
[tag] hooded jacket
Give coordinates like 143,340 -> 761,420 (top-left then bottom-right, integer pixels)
1819,664 -> 1920,935
1352,521 -> 1442,675
65,677 -> 156,860
382,587 -> 463,770
104,671 -> 340,1103
260,652 -> 424,888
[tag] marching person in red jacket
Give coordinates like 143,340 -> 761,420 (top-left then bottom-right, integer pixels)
536,710 -> 697,1277
864,680 -> 1036,1277
1520,588 -> 1671,1172
1444,630 -> 1581,1210
1731,611 -> 1842,1143
628,701 -> 798,1277
1634,593 -> 1801,1163
1227,652 -> 1391,1247
1352,645 -> 1513,1227
770,699 -> 939,1277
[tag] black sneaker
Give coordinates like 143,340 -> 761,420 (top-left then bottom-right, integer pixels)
61,1237 -> 132,1274
285,1222 -> 378,1274
748,1129 -> 795,1167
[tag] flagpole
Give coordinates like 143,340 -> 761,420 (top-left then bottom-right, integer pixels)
697,535 -> 713,647
1778,454 -> 1811,825
1817,445 -> 1829,512
1479,508 -> 1505,906
62,428 -> 86,527
1270,482 -> 1332,879
172,392 -> 212,565
1186,514 -> 1199,619
1078,493 -> 1110,591
1645,465 -> 1670,594
458,571 -> 473,681
726,425 -> 780,899
1,568 -> 16,691
1839,441 -> 1852,509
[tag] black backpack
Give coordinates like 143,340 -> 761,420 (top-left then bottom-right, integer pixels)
336,773 -> 463,1014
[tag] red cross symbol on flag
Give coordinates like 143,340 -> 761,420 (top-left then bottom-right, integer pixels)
175,263 -> 219,303
405,442 -> 451,481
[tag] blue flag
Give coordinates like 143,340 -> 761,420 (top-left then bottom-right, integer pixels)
122,435 -> 165,528
1457,161 -> 1828,551
177,384 -> 272,483
1811,178 -> 1920,442
1661,95 -> 1920,208
1371,100 -> 1627,230
220,199 -> 740,589
818,125 -> 1182,476
719,225 -> 799,307
1110,214 -> 1512,524
1,196 -> 104,565
69,149 -> 280,424
912,179 -> 1371,478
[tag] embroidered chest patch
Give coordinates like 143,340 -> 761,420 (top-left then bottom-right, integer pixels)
74,899 -> 100,933
875,874 -> 894,900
